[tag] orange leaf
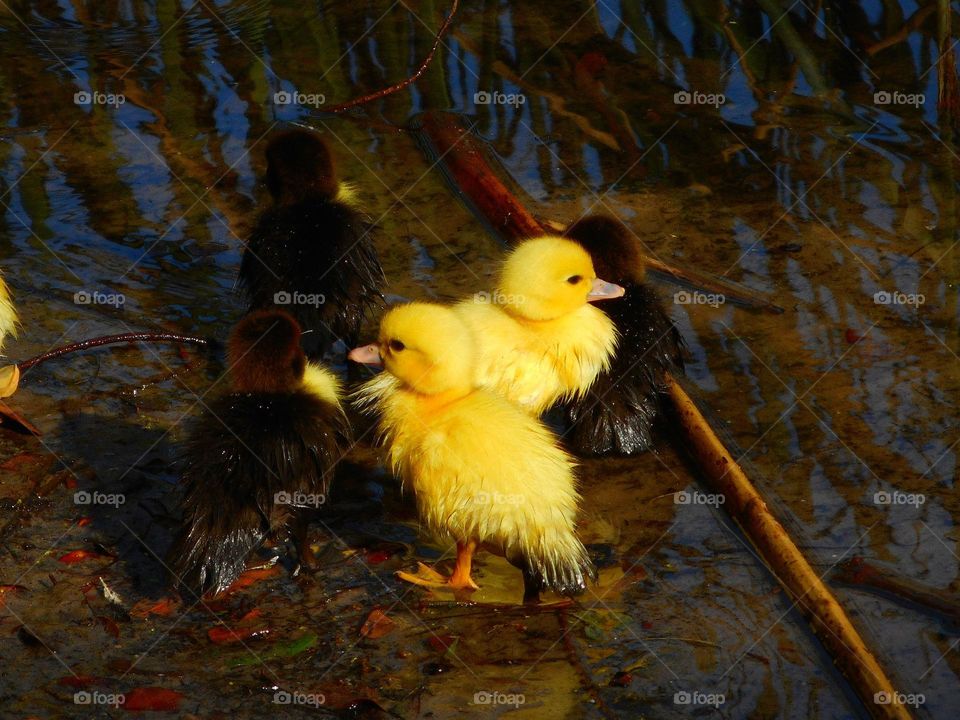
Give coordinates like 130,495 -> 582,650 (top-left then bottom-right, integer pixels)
359,608 -> 395,639
121,687 -> 183,712
58,550 -> 105,564
222,565 -> 281,593
0,400 -> 41,436
130,597 -> 179,618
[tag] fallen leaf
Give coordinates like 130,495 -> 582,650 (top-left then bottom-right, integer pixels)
57,675 -> 99,688
0,400 -> 41,436
359,608 -> 395,639
97,616 -> 121,639
0,364 -> 19,397
208,625 -> 270,644
427,634 -> 457,653
364,550 -> 392,564
0,452 -> 47,471
130,597 -> 179,618
222,565 -> 280,594
226,632 -> 318,667
0,584 -> 26,608
121,687 -> 183,712
208,610 -> 270,644
58,550 -> 105,564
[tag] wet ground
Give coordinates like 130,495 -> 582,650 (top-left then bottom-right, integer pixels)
0,0 -> 959,718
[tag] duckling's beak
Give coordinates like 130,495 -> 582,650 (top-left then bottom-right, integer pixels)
587,277 -> 625,302
348,343 -> 383,367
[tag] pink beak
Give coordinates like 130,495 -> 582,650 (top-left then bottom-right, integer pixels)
348,343 -> 383,366
587,277 -> 625,302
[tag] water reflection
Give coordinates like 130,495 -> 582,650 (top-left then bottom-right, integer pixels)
0,0 -> 957,717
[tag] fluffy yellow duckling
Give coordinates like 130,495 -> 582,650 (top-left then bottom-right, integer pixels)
351,302 -> 596,600
452,236 -> 622,415
0,273 -> 18,353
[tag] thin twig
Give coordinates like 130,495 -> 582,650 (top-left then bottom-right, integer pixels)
324,0 -> 459,114
18,333 -> 210,371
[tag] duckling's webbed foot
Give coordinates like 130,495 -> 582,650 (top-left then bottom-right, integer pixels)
395,541 -> 479,591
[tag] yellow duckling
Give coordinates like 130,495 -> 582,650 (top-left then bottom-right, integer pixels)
0,273 -> 18,353
350,302 -> 596,600
452,236 -> 623,415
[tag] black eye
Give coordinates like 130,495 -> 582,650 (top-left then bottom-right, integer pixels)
567,275 -> 583,285
388,339 -> 405,352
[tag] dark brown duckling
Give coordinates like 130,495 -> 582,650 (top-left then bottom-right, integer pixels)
168,309 -> 351,599
238,129 -> 384,358
562,215 -> 684,455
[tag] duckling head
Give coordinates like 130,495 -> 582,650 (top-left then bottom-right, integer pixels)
265,129 -> 338,206
228,309 -> 306,394
497,236 -> 624,321
370,303 -> 475,396
564,215 -> 645,286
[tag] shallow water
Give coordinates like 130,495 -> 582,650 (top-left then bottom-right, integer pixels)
0,1 -> 958,718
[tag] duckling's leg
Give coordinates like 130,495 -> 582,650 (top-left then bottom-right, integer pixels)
395,541 -> 480,591
448,541 -> 480,590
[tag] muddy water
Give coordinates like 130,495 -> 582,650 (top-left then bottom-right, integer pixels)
0,1 -> 957,718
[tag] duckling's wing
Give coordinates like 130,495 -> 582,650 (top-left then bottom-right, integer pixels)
239,200 -> 384,354
564,283 -> 684,455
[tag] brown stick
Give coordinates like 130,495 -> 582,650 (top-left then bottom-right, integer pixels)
324,0 -> 459,114
18,333 -> 209,371
419,115 -> 911,720
833,556 -> 960,624
665,376 -> 909,720
865,5 -> 937,56
422,111 -> 783,312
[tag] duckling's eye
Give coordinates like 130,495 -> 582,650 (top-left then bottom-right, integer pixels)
567,275 -> 583,285
388,339 -> 405,353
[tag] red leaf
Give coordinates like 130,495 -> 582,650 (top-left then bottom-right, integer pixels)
76,517 -> 93,527
222,566 -> 280,594
427,634 -> 457,653
364,550 -> 392,564
130,597 -> 179,618
0,584 -> 26,608
359,608 -> 395,639
97,616 -> 121,639
207,625 -> 270,644
58,550 -> 104,564
845,329 -> 863,344
57,675 -> 98,688
121,687 -> 183,712
0,452 -> 46,471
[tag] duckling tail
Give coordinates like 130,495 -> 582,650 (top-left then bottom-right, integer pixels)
168,503 -> 268,601
516,534 -> 597,599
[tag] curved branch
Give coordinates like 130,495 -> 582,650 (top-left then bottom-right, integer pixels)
18,332 -> 210,371
325,0 -> 459,114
